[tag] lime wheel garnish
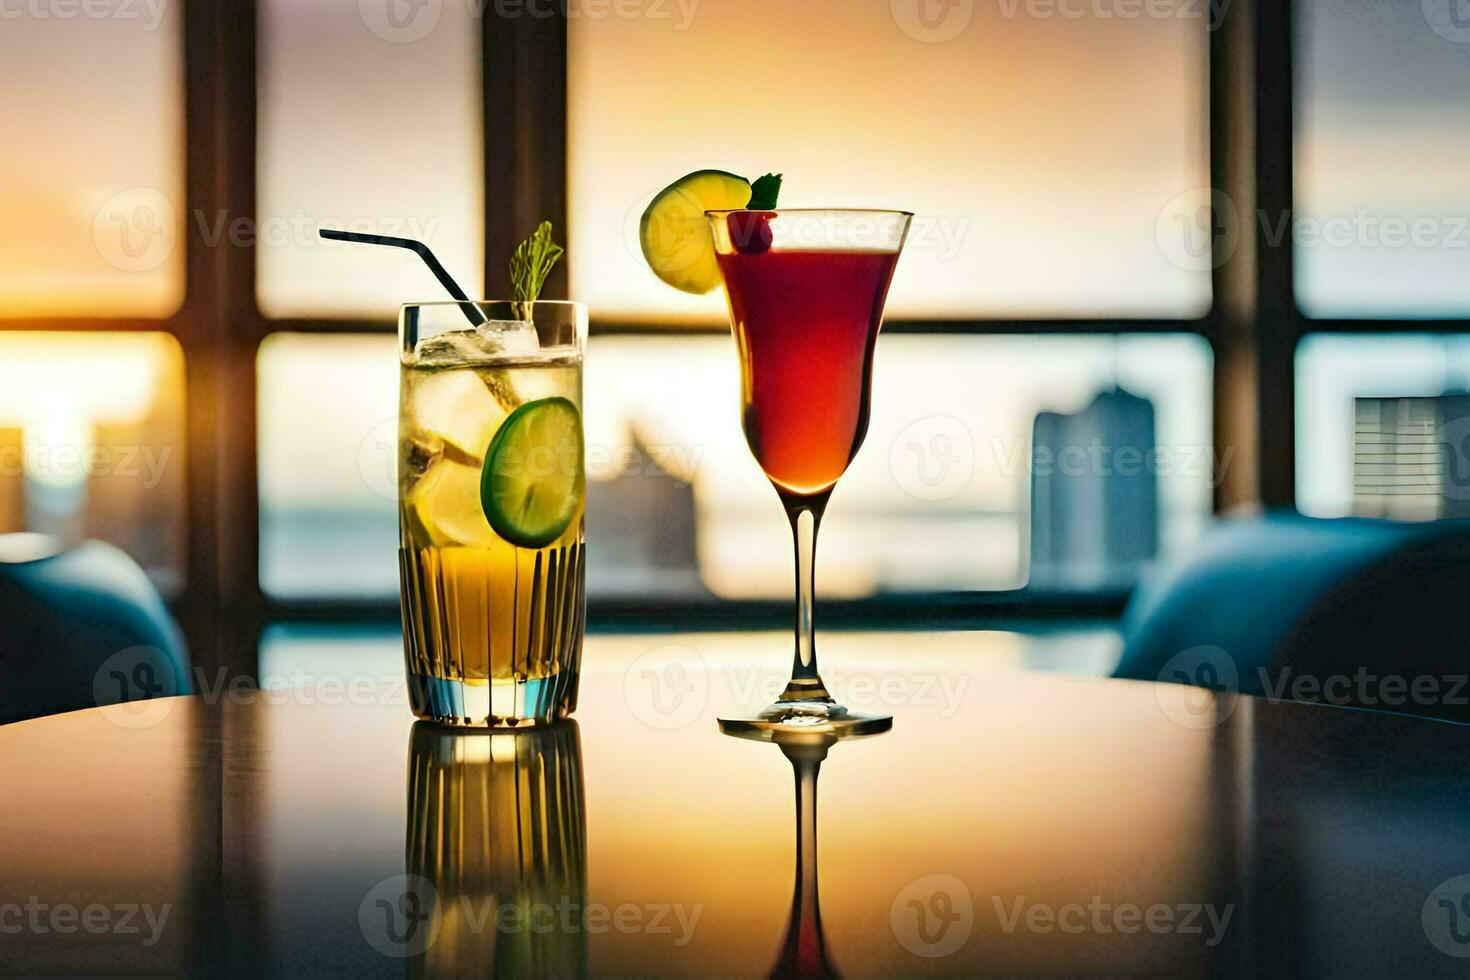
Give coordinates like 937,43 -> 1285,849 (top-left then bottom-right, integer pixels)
479,397 -> 585,548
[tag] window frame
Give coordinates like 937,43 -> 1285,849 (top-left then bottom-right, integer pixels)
6,0 -> 1393,679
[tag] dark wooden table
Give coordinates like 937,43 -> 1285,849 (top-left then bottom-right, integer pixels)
2,631 -> 1469,977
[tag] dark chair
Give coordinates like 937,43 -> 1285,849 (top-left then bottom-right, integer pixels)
1114,513 -> 1470,725
0,536 -> 190,725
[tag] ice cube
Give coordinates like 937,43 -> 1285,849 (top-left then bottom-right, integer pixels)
413,329 -> 502,367
476,319 -> 540,357
408,369 -> 509,459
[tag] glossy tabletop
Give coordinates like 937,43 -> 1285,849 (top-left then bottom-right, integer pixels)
3,630 -> 1469,977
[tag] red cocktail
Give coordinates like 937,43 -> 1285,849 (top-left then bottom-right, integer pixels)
717,248 -> 900,497
708,209 -> 912,736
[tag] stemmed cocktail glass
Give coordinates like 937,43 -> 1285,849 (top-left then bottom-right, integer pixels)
706,208 -> 911,737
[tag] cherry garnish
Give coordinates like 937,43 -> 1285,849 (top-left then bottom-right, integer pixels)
729,211 -> 774,255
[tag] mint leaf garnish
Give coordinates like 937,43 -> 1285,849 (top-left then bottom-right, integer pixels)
509,221 -> 565,304
747,173 -> 782,210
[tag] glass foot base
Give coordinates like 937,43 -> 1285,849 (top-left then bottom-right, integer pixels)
718,700 -> 892,741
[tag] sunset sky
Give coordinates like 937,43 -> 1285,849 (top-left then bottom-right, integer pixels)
569,0 -> 1209,321
9,1 -> 1470,323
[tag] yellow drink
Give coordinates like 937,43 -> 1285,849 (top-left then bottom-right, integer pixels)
397,316 -> 585,727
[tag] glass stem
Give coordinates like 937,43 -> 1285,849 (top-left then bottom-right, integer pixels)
780,491 -> 832,703
771,742 -> 832,977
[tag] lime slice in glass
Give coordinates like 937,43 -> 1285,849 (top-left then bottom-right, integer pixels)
639,169 -> 751,294
480,397 -> 585,548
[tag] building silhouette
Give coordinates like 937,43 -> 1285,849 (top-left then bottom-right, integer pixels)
1029,387 -> 1160,590
585,432 -> 704,599
1352,394 -> 1470,521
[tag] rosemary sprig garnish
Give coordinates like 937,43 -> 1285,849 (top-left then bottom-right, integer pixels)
510,221 -> 565,308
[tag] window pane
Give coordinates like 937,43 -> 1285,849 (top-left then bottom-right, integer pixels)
590,334 -> 1213,596
569,1 -> 1208,322
0,333 -> 186,593
1296,1 -> 1470,316
1297,334 -> 1470,518
257,0 -> 482,318
0,6 -> 183,317
258,333 -> 398,599
258,332 -> 1211,601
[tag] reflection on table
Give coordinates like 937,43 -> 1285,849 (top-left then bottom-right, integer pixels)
723,724 -> 892,980
404,720 -> 587,976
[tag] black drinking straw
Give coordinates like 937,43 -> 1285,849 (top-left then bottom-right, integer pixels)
318,229 -> 486,327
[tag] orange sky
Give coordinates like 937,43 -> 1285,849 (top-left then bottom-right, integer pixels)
568,0 -> 1209,321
